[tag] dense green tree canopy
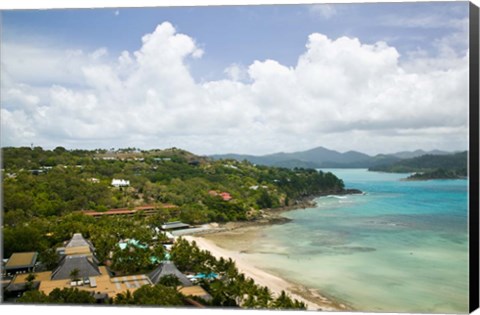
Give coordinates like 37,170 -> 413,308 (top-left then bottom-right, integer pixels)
18,288 -> 96,304
113,285 -> 185,306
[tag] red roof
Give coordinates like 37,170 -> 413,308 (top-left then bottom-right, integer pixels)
81,204 -> 177,216
220,192 -> 232,201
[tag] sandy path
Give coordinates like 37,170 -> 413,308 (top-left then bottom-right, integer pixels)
183,235 -> 345,311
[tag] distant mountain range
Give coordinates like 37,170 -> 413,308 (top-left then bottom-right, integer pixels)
210,146 -> 455,169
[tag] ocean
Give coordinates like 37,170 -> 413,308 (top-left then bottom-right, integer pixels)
232,169 -> 469,313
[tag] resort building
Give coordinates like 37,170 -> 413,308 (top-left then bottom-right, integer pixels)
4,233 -> 212,304
50,255 -> 101,281
39,266 -> 152,297
160,221 -> 191,231
148,261 -> 193,287
5,234 -> 99,300
81,204 -> 178,218
4,271 -> 51,298
148,261 -> 212,302
83,208 -> 137,218
4,252 -> 38,276
37,233 -> 151,299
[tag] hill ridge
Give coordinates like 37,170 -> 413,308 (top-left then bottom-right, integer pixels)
210,146 -> 459,169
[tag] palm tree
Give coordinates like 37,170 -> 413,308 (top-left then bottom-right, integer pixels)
25,273 -> 36,291
242,294 -> 257,309
257,286 -> 272,308
158,275 -> 181,289
114,290 -> 134,304
70,268 -> 80,282
272,290 -> 295,309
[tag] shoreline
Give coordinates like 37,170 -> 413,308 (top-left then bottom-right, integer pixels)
178,197 -> 318,237
186,189 -> 364,237
183,234 -> 350,312
176,189 -> 362,311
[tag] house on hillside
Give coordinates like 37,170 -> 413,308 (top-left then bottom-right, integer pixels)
153,157 -> 171,162
249,185 -> 268,190
7,233 -> 213,305
111,179 -> 130,187
220,192 -> 232,201
209,190 -> 232,201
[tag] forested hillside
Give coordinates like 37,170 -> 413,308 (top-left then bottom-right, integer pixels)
2,146 -> 345,221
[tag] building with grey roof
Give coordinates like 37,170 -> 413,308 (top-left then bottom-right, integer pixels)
148,261 -> 192,287
51,255 -> 101,280
65,233 -> 95,252
5,280 -> 40,294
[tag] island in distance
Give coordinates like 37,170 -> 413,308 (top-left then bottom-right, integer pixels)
211,146 -> 468,180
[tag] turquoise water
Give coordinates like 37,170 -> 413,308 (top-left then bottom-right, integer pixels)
246,169 -> 469,313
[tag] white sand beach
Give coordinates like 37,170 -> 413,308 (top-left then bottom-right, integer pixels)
183,235 -> 346,311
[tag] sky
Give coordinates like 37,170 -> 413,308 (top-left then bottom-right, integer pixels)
0,0 -> 471,156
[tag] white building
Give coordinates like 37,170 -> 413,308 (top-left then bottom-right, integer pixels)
111,179 -> 130,187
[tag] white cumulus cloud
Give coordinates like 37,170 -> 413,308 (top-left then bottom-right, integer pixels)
1,21 -> 469,155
